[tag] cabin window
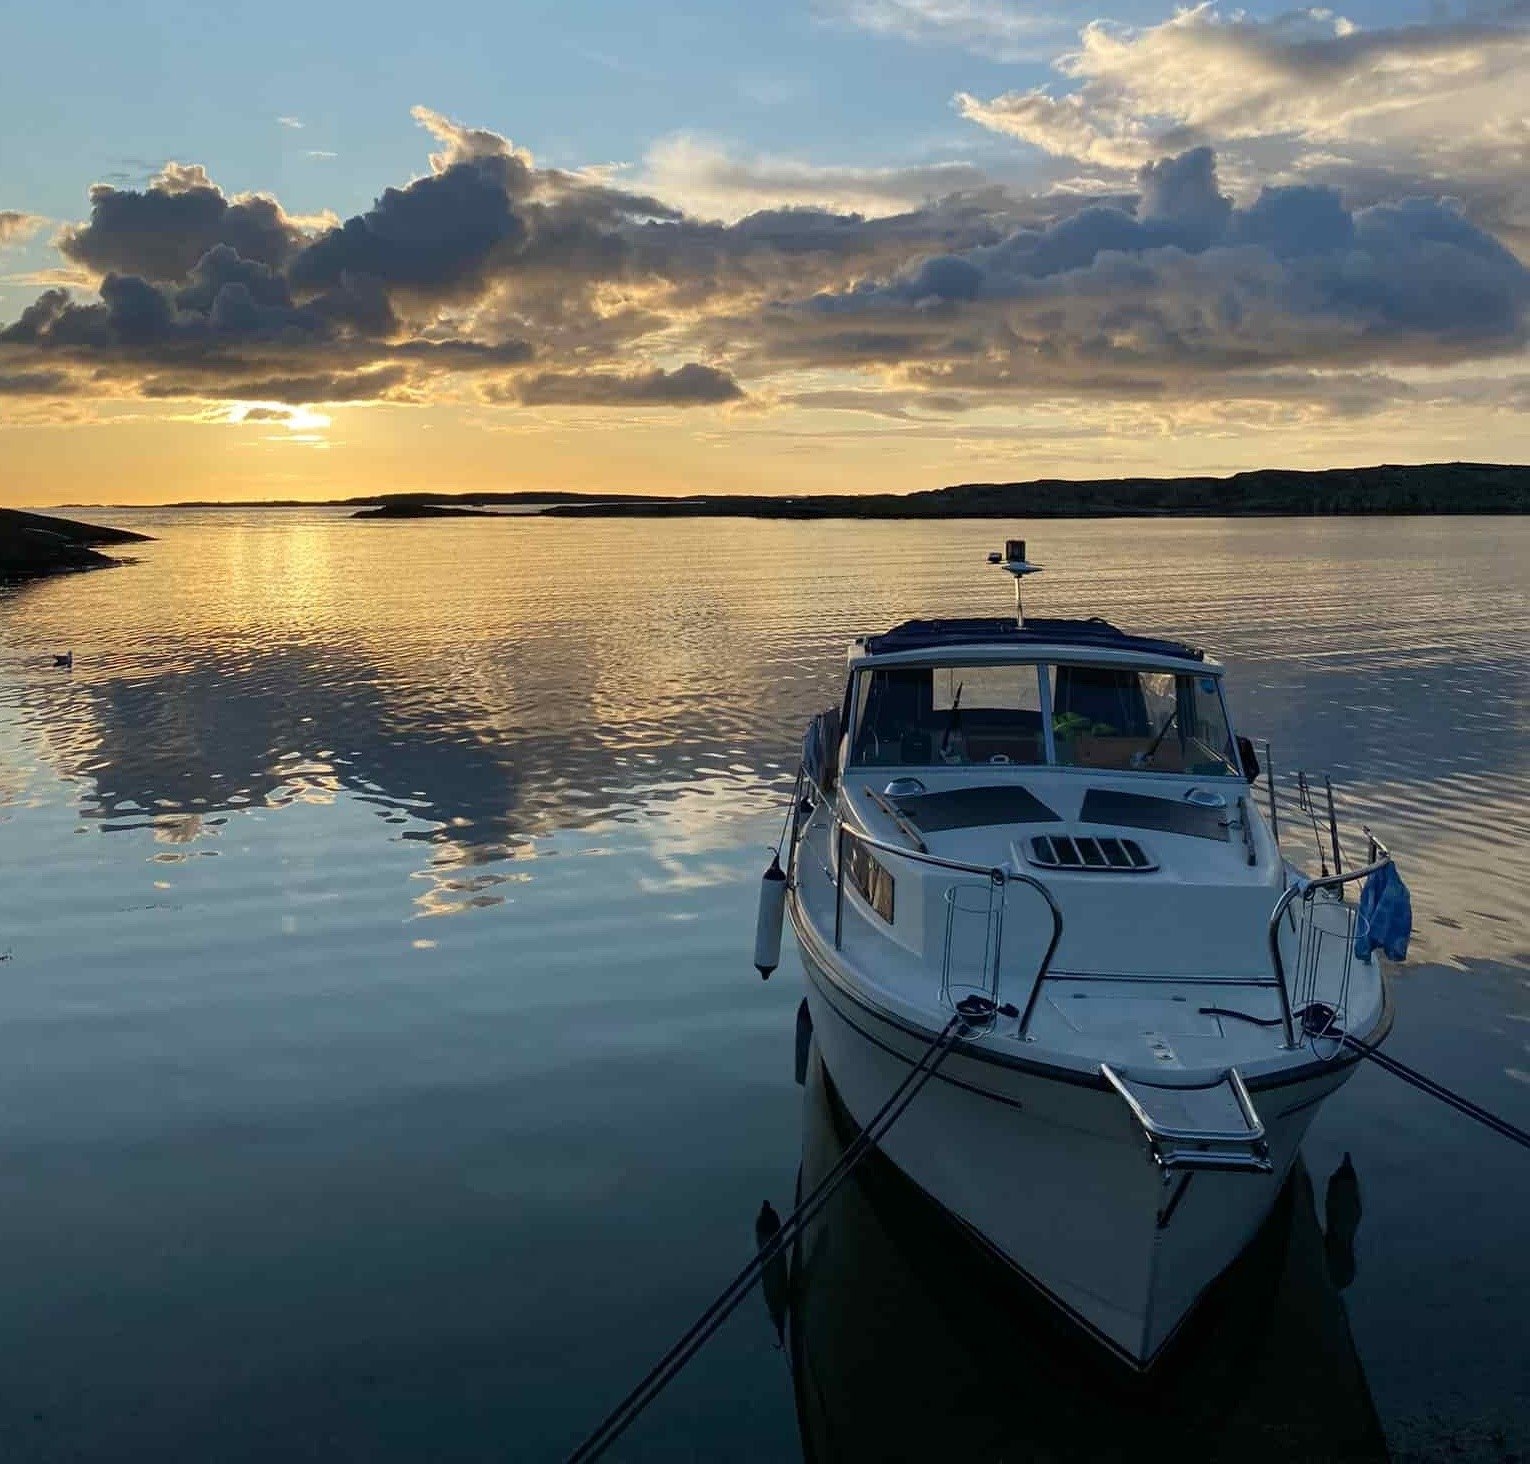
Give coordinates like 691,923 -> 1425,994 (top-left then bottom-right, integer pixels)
849,663 -> 1047,767
1049,665 -> 1237,776
844,836 -> 895,922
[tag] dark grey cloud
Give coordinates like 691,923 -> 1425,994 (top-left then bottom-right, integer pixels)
139,366 -> 411,404
289,153 -> 529,300
0,113 -> 1056,407
0,368 -> 72,395
0,256 -> 529,405
506,363 -> 744,406
0,289 -> 72,345
290,107 -> 686,314
58,164 -> 306,281
0,262 -> 374,352
2,108 -> 1528,420
781,149 -> 1530,380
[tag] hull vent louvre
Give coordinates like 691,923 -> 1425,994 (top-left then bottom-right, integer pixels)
1028,834 -> 1156,872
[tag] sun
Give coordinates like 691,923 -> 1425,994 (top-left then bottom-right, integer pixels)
226,402 -> 333,433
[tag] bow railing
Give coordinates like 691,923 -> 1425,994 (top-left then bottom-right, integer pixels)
1267,828 -> 1392,1048
798,779 -> 1064,1032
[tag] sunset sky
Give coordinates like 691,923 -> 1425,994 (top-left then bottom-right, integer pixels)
2,0 -> 1528,506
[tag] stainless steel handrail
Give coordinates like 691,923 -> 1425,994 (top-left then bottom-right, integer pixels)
1267,827 -> 1391,1048
806,785 -> 1065,1032
1100,1063 -> 1268,1146
806,773 -> 1392,1054
1259,738 -> 1279,847
863,788 -> 929,853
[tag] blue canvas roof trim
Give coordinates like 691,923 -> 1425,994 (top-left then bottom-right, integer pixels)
862,616 -> 1204,662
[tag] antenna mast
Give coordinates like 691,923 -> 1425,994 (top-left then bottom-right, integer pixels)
987,539 -> 1042,626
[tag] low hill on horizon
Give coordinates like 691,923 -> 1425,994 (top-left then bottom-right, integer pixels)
539,461 -> 1529,519
76,459 -> 1530,516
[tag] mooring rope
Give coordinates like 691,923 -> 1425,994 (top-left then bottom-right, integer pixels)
569,974 -> 1526,1458
772,764 -> 804,858
1201,1003 -> 1530,1153
1340,1033 -> 1530,1152
565,1011 -> 969,1463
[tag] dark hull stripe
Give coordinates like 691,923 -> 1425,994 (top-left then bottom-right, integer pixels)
805,961 -> 1030,1113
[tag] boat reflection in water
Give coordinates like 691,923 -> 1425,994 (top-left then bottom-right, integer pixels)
771,1046 -> 1384,1464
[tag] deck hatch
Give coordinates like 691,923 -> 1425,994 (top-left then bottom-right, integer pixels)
1027,834 -> 1156,872
1079,788 -> 1230,842
890,784 -> 1060,832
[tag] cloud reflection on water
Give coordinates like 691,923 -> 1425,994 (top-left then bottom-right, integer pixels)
0,511 -> 1525,965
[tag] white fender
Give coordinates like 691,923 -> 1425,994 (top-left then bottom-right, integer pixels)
754,853 -> 788,978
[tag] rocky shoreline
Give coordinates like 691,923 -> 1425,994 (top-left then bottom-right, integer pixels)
0,509 -> 152,582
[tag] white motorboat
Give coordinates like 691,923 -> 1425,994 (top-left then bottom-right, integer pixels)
785,1048 -> 1385,1461
759,541 -> 1398,1369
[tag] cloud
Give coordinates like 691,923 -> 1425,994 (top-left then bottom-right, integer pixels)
0,368 -> 73,396
823,0 -> 1068,60
640,135 -> 999,221
504,363 -> 744,406
0,241 -> 402,354
288,152 -> 528,300
0,211 -> 45,248
141,366 -> 412,404
956,88 -> 1147,169
58,162 -> 308,281
956,6 -> 1530,249
2,264 -> 95,289
760,148 -> 1530,384
0,107 -> 1053,414
289,106 -> 689,316
3,103 -> 1527,430
784,386 -> 970,419
960,6 -> 1530,162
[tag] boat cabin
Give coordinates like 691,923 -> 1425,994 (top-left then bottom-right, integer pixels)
815,611 -> 1281,988
845,617 -> 1240,779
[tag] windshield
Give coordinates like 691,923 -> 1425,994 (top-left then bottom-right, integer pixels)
851,662 -> 1046,767
1050,664 -> 1237,775
848,660 -> 1238,775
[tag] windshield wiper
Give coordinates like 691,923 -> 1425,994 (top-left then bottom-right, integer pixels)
1137,707 -> 1178,767
940,681 -> 965,759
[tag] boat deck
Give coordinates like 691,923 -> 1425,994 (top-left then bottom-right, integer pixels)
791,802 -> 1383,1089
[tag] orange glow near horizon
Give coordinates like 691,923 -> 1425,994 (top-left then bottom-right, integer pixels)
4,394 -> 1526,510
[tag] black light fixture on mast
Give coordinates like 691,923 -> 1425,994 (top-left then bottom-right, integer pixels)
986,539 -> 1042,626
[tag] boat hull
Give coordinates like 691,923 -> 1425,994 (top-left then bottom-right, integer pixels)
798,943 -> 1356,1368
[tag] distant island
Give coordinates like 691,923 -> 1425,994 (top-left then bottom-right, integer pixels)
537,462 -> 1529,520
0,508 -> 152,582
59,460 -> 1530,519
351,502 -> 503,520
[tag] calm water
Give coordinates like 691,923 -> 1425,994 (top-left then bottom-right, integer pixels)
0,511 -> 1526,1461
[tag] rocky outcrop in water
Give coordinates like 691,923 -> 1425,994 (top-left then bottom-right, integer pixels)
351,502 -> 502,520
0,508 -> 151,581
